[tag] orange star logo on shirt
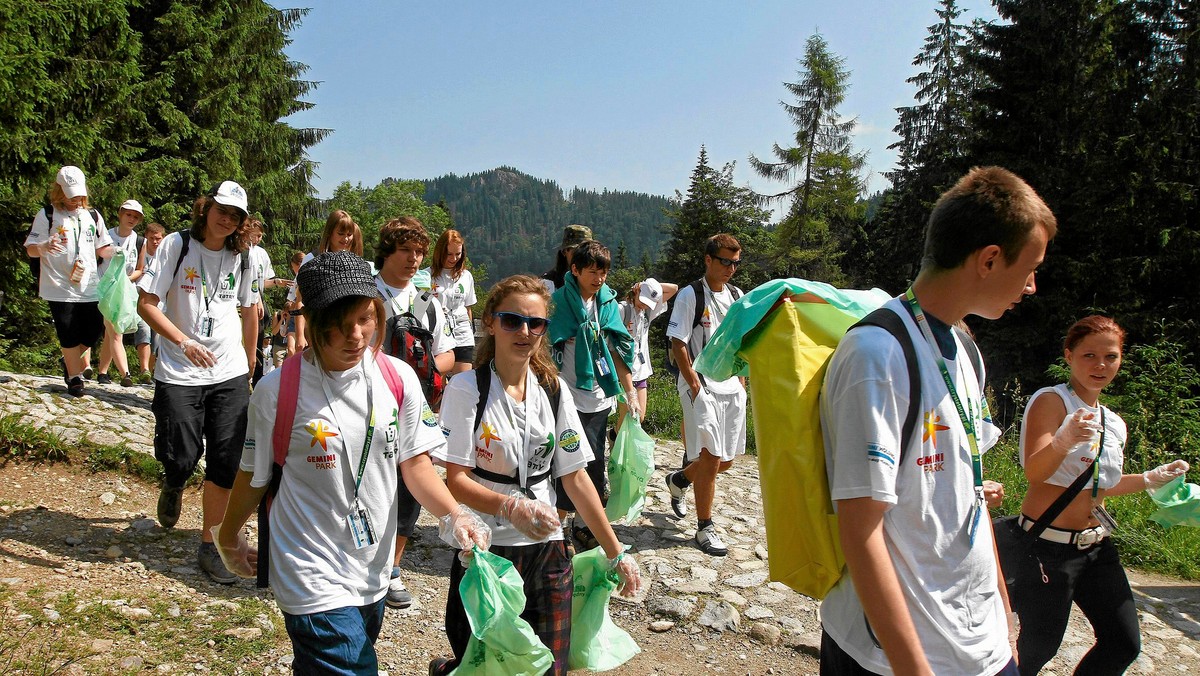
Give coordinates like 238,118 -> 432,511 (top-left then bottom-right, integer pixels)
184,266 -> 199,283
479,422 -> 501,449
57,225 -> 69,237
306,420 -> 339,451
923,410 -> 951,448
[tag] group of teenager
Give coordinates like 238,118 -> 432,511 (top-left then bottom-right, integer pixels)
23,163 -> 1192,675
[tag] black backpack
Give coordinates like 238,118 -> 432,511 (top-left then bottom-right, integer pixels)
469,366 -> 561,496
663,278 -> 743,384
382,290 -> 446,411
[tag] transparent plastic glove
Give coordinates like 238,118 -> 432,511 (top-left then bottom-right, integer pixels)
498,495 -> 561,540
208,524 -> 257,579
1051,408 -> 1101,453
608,551 -> 643,597
439,504 -> 492,553
1145,460 -> 1190,490
624,389 -> 642,422
983,480 -> 1005,509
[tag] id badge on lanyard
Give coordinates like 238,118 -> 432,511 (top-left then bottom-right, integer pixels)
320,361 -> 378,549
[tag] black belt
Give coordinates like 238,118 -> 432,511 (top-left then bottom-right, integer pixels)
471,467 -> 551,498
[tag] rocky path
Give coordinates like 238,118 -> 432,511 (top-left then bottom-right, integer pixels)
2,370 -> 1199,674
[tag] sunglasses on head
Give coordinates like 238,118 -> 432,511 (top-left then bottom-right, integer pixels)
493,311 -> 549,336
712,255 -> 741,268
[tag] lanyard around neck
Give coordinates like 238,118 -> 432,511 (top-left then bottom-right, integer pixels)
198,251 -> 229,315
491,361 -> 535,492
1067,385 -> 1107,499
383,284 -> 412,316
903,288 -> 986,539
318,359 -> 376,500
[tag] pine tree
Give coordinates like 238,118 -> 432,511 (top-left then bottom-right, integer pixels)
749,33 -> 866,284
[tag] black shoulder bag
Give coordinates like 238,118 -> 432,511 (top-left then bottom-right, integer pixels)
993,411 -> 1106,589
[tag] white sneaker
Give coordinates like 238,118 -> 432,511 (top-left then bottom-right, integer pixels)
666,471 -> 689,518
386,567 -> 413,609
695,524 -> 728,557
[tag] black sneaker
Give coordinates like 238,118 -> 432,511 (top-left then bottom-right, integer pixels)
66,376 -> 85,397
97,373 -> 112,385
666,471 -> 689,518
157,486 -> 184,528
429,657 -> 452,676
386,567 -> 413,609
197,542 -> 238,585
120,374 -> 133,387
696,524 -> 728,557
573,523 -> 600,552
82,367 -> 94,380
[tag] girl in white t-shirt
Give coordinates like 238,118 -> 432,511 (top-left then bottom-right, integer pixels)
426,228 -> 478,374
428,274 -> 642,676
616,277 -> 678,431
215,251 -> 490,676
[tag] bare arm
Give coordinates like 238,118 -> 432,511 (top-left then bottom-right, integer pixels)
837,497 -> 934,676
671,337 -> 702,399
137,291 -> 187,347
128,242 -> 146,283
242,306 -> 258,374
1105,473 -> 1149,497
95,244 -> 114,260
561,469 -> 624,559
216,470 -> 268,546
399,453 -> 458,519
660,282 -> 680,301
435,350 -> 455,374
446,464 -> 507,516
1021,394 -> 1071,483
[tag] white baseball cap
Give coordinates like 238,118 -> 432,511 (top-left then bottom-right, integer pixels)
211,180 -> 248,214
637,277 -> 664,309
55,166 -> 87,199
119,199 -> 143,215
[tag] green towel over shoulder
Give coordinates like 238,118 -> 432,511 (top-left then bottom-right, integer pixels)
549,273 -> 633,396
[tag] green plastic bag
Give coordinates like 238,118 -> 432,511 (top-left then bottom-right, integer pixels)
97,251 -> 140,334
452,547 -> 553,676
568,546 -> 640,671
1148,475 -> 1200,528
605,408 -> 655,524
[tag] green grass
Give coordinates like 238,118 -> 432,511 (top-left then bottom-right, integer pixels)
987,436 -> 1200,580
0,413 -> 178,486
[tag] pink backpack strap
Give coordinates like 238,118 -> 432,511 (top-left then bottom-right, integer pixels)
272,354 -> 303,466
375,352 -> 406,408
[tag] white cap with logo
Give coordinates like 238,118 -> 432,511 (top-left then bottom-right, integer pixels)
56,166 -> 87,199
212,180 -> 248,214
637,277 -> 664,310
119,199 -> 144,215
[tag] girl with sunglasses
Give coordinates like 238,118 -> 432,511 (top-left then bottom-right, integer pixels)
428,274 -> 642,676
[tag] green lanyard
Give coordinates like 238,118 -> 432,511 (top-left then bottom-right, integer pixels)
903,288 -> 986,544
197,252 -> 228,316
1067,385 -> 1107,499
319,360 -> 376,500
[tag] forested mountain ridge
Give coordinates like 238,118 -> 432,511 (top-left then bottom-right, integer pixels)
422,166 -> 675,282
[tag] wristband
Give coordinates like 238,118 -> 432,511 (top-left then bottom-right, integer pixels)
178,338 -> 194,351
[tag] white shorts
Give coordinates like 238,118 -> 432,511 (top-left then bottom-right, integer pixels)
677,381 -> 747,463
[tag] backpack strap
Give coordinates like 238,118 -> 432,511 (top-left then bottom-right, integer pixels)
954,326 -> 985,391
272,354 -> 303,465
850,308 -> 922,462
470,365 -> 560,494
474,365 -> 491,432
171,231 -> 192,282
375,352 -> 406,408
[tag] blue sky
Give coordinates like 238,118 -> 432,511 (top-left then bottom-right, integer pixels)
280,1 -> 997,205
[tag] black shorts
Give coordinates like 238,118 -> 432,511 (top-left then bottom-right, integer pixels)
151,375 -> 249,489
452,345 -> 475,363
48,300 -> 104,349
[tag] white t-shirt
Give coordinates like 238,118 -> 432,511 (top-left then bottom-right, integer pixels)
98,228 -> 140,278
818,299 -> 1009,676
137,232 -> 257,385
1019,384 -> 1126,490
666,280 -> 742,395
375,278 -> 455,357
24,207 -> 111,302
241,352 -> 445,615
434,368 -> 592,547
427,268 -> 478,348
247,245 -> 276,304
620,297 -> 668,382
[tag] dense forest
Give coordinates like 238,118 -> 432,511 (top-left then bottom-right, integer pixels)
422,167 -> 674,282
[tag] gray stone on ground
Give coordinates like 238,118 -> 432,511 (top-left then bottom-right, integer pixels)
697,600 -> 740,633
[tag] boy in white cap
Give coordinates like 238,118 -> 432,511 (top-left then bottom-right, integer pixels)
137,181 -> 259,584
97,199 -> 147,387
616,277 -> 678,431
24,166 -> 114,397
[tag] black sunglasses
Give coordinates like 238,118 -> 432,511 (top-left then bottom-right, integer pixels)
712,255 -> 741,267
493,312 -> 549,336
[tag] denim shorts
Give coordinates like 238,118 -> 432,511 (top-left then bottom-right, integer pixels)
283,598 -> 386,675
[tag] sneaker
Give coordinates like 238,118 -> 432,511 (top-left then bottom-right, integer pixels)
120,374 -> 133,387
82,367 -> 94,380
157,486 -> 184,528
386,567 -> 413,609
666,471 -> 689,518
66,376 -> 85,397
429,657 -> 452,676
96,373 -> 112,385
197,542 -> 238,585
696,524 -> 728,557
573,522 -> 600,552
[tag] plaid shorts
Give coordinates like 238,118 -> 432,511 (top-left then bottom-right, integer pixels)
442,540 -> 573,675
